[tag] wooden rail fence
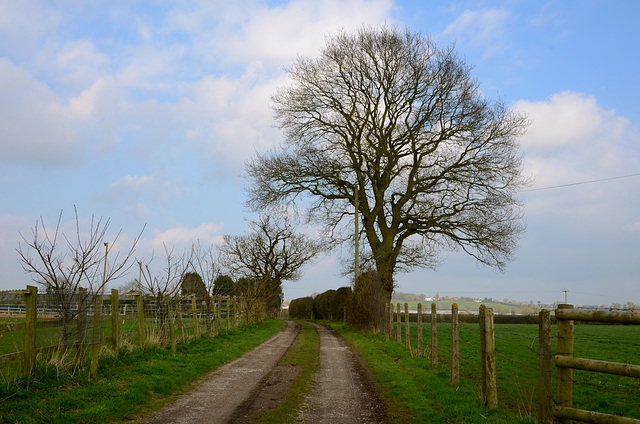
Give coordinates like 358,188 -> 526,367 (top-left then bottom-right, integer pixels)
387,302 -> 639,422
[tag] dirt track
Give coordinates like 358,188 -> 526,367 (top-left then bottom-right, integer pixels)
139,321 -> 386,424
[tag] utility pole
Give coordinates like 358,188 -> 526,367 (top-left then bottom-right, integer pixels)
354,187 -> 359,281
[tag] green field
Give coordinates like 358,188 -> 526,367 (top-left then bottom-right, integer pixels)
373,321 -> 640,421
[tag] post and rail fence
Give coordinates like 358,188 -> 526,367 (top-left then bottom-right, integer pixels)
386,301 -> 639,422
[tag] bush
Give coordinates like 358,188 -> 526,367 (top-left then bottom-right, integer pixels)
289,296 -> 314,319
348,270 -> 386,331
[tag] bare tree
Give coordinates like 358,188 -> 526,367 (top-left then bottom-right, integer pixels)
219,213 -> 321,313
139,244 -> 193,341
246,25 -> 530,299
16,208 -> 143,345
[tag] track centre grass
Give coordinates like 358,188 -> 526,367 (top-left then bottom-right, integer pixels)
0,319 -> 286,424
252,320 -> 320,423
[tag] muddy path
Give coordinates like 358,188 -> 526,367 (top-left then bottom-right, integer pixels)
139,321 -> 386,424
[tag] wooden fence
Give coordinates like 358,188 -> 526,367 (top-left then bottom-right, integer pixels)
0,286 -> 263,382
386,302 -> 640,423
548,304 -> 640,424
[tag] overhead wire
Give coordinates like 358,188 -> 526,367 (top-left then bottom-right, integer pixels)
520,172 -> 640,192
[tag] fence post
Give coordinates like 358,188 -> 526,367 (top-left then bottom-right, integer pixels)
385,303 -> 390,341
191,295 -> 199,336
556,304 -> 574,424
90,291 -> 102,381
389,302 -> 394,341
479,305 -> 487,404
175,295 -> 184,342
417,303 -> 423,358
23,285 -> 37,377
76,288 -> 88,365
111,289 -> 119,352
216,294 -> 222,335
484,307 -> 498,409
167,297 -> 176,353
451,303 -> 460,386
136,292 -> 145,348
538,309 -> 553,424
396,303 -> 402,344
405,303 -> 410,351
431,302 -> 438,369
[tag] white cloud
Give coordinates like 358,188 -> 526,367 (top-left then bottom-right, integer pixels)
99,174 -> 188,206
515,91 -> 629,152
218,0 -> 395,66
443,8 -> 510,57
0,59 -> 85,167
148,223 -> 225,252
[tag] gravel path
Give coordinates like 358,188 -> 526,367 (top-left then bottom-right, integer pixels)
141,321 -> 300,424
138,320 -> 386,424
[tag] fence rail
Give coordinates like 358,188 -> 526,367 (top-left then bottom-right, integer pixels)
387,301 -> 640,423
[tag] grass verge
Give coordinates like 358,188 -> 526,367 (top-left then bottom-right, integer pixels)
0,319 -> 286,424
328,321 -> 535,424
252,321 -> 320,423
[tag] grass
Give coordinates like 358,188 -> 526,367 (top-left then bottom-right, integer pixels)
252,321 -> 320,423
329,321 -> 532,423
0,319 -> 286,423
332,320 -> 640,423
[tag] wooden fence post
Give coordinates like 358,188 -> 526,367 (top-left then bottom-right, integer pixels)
405,303 -> 410,351
76,288 -> 88,365
483,307 -> 498,409
175,295 -> 184,343
23,285 -> 37,377
216,294 -> 222,335
136,292 -> 145,348
556,304 -> 574,424
538,309 -> 553,424
167,297 -> 176,353
385,303 -> 390,341
396,303 -> 402,344
191,295 -> 199,336
431,302 -> 438,369
111,289 -> 119,352
479,304 -> 487,403
389,302 -> 394,341
451,303 -> 459,386
417,303 -> 423,358
90,291 -> 102,381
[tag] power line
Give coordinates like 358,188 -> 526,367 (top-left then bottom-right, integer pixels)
521,172 -> 640,192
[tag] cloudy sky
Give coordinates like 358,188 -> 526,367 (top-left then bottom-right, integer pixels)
1,0 -> 638,307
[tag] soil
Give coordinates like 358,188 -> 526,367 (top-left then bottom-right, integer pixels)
138,320 -> 387,424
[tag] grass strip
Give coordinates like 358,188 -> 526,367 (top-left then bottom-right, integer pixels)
328,321 -> 535,424
252,321 -> 320,424
0,319 -> 286,424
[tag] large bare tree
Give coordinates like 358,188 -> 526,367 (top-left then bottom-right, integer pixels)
246,25 -> 530,298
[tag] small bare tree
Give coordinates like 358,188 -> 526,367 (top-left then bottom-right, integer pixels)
219,212 -> 321,316
16,208 -> 143,346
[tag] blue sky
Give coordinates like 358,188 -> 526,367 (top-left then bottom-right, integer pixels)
1,0 -> 639,307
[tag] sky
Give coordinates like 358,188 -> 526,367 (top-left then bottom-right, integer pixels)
1,0 -> 639,308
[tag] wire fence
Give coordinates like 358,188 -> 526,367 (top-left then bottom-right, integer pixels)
0,287 -> 266,384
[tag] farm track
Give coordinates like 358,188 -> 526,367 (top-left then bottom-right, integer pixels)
141,321 -> 300,424
139,320 -> 386,424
